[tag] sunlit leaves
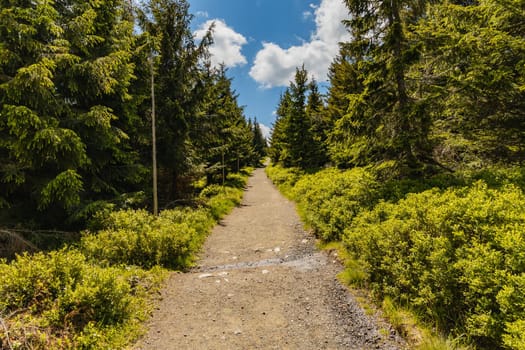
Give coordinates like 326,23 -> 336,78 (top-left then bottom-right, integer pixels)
39,169 -> 84,210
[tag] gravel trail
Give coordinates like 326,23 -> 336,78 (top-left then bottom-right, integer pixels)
134,168 -> 406,350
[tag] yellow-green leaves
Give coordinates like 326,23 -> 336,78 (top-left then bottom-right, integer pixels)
39,169 -> 83,210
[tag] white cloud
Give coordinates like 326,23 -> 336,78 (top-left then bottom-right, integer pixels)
194,19 -> 247,68
196,11 -> 209,18
302,10 -> 313,20
249,0 -> 350,88
259,123 -> 271,140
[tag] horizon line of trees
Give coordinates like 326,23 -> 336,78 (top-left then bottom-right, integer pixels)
0,0 -> 267,230
270,0 -> 524,176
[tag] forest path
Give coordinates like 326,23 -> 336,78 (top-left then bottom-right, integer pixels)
134,168 -> 406,350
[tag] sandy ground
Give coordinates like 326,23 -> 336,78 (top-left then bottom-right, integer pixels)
134,168 -> 406,350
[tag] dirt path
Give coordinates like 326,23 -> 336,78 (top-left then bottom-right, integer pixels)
134,168 -> 406,350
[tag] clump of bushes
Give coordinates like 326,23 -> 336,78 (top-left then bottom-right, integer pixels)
81,173 -> 245,269
292,167 -> 379,241
265,165 -> 304,197
0,249 -> 163,349
81,208 -> 213,269
344,182 -> 525,348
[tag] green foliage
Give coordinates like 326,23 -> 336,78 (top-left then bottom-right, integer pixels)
0,0 -> 146,229
414,0 -> 525,166
267,164 -> 378,241
0,169 -> 249,348
205,187 -> 243,220
194,66 -> 261,181
292,167 -> 379,241
203,172 -> 247,220
39,170 -> 83,210
0,249 -> 162,349
264,164 -> 304,197
343,182 -> 525,348
81,171 -> 248,269
269,163 -> 525,348
251,118 -> 268,162
326,0 -> 433,172
81,209 -> 209,269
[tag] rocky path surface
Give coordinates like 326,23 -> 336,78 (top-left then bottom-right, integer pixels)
134,168 -> 406,350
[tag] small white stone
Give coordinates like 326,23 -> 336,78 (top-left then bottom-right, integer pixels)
198,273 -> 213,279
274,247 -> 281,252
262,270 -> 269,274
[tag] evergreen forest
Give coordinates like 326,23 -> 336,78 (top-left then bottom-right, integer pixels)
0,0 -> 524,348
0,0 -> 266,232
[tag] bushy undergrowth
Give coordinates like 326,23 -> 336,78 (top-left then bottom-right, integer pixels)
82,172 -> 246,269
264,165 -> 304,197
81,208 -> 214,269
0,249 -> 164,349
344,182 -> 525,348
266,164 -> 525,349
292,168 -> 379,241
0,171 -> 249,349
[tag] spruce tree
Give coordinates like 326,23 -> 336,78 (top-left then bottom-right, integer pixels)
268,90 -> 292,165
142,0 -> 212,200
306,78 -> 328,166
414,0 -> 525,167
0,0 -> 87,224
252,118 -> 267,163
330,0 -> 433,174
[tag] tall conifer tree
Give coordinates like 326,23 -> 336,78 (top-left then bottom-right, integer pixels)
330,0 -> 433,174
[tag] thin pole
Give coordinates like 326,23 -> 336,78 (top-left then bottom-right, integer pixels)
151,56 -> 158,216
222,150 -> 225,185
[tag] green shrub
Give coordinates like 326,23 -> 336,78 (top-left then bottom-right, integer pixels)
205,186 -> 244,220
81,171 -> 249,269
343,181 -> 525,348
268,163 -> 525,348
81,209 -> 201,269
292,167 -> 379,241
0,249 -> 161,349
0,249 -> 86,314
0,170 -> 251,349
265,165 -> 304,197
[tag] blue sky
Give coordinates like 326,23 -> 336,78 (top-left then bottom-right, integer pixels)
188,0 -> 350,138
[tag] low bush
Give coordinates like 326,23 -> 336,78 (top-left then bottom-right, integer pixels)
81,209 -> 211,269
268,163 -> 525,349
81,171 -> 248,269
343,182 -> 525,348
266,165 -> 379,241
0,249 -> 164,349
292,167 -> 379,241
265,165 -> 304,197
